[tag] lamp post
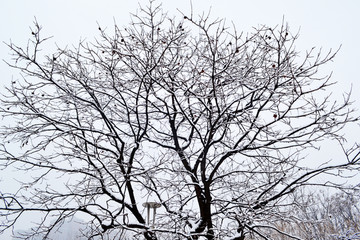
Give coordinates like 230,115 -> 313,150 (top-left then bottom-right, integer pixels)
142,202 -> 161,228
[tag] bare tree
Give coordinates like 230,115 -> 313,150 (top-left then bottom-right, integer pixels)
272,189 -> 360,240
1,2 -> 359,239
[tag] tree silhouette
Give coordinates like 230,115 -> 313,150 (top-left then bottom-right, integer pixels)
1,2 -> 359,239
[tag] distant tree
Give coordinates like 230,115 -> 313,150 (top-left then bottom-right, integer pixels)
1,1 -> 359,239
271,189 -> 360,240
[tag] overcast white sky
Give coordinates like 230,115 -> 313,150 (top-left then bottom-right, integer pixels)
2,1 -> 360,90
1,0 -> 360,238
1,0 -> 359,105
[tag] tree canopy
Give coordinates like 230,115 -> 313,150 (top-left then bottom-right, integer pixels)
1,2 -> 359,239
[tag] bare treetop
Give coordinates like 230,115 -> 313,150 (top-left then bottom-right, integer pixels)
1,2 -> 359,239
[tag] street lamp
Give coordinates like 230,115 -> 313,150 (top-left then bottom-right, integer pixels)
142,202 -> 161,228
